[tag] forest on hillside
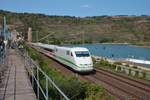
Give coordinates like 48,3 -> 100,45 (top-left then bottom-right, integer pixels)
0,10 -> 150,45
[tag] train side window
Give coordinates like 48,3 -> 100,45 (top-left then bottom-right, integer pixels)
66,51 -> 69,55
55,48 -> 58,52
71,52 -> 73,56
52,50 -> 54,52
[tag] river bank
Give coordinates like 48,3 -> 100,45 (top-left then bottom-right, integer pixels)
93,42 -> 150,48
64,42 -> 150,48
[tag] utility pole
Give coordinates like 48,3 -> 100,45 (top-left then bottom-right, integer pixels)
3,16 -> 6,40
36,31 -> 38,42
27,27 -> 32,42
82,31 -> 85,46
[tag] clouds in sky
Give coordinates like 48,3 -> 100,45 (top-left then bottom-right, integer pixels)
80,4 -> 90,8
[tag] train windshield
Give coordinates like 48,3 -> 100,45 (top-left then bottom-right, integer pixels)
75,51 -> 90,57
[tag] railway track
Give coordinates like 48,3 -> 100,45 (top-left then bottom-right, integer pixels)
96,68 -> 150,93
82,69 -> 150,100
30,45 -> 150,100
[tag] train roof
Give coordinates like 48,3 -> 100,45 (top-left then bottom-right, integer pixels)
57,46 -> 89,51
33,43 -> 89,51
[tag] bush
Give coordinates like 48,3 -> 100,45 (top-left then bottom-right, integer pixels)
134,70 -> 139,77
84,83 -> 106,100
110,64 -> 116,69
99,59 -> 110,66
96,59 -> 117,70
84,82 -> 115,100
117,66 -> 122,72
92,57 -> 96,64
132,66 -> 138,69
141,71 -> 146,79
114,62 -> 122,65
128,69 -> 132,75
99,38 -> 114,43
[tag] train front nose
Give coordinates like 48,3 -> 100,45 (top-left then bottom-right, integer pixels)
74,50 -> 94,72
80,63 -> 93,68
76,57 -> 93,71
78,63 -> 93,72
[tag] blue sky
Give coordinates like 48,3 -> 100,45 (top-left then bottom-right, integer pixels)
0,0 -> 150,16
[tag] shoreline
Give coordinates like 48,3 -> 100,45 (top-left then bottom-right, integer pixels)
94,42 -> 129,45
64,42 -> 150,48
92,55 -> 150,71
96,42 -> 150,48
130,44 -> 150,48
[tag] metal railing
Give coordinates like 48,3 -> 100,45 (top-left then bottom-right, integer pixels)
0,47 -> 9,99
19,49 -> 70,100
0,48 -> 5,64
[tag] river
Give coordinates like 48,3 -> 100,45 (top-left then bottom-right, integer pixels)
67,44 -> 150,61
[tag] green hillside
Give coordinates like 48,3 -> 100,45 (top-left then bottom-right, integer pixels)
0,10 -> 150,45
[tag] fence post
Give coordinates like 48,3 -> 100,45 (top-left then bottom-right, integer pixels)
46,77 -> 49,100
31,59 -> 34,88
37,68 -> 39,100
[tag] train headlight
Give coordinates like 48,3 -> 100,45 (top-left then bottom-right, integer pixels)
79,64 -> 92,67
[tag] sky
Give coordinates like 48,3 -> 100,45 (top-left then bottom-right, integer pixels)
0,0 -> 150,16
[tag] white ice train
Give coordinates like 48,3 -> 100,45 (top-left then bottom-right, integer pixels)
32,43 -> 94,72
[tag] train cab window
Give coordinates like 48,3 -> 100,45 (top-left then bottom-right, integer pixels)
66,51 -> 70,55
75,51 -> 90,57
